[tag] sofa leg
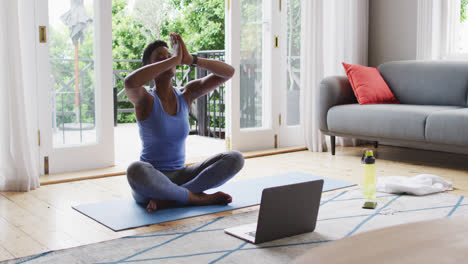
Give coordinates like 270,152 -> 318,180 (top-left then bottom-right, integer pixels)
374,141 -> 379,148
331,136 -> 336,155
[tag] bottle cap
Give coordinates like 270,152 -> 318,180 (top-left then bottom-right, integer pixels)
361,149 -> 376,164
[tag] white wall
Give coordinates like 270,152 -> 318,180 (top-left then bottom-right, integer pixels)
368,0 -> 419,67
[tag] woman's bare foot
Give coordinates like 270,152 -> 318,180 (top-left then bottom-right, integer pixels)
146,199 -> 176,213
188,191 -> 232,206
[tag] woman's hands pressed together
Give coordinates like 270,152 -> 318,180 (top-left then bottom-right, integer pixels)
169,33 -> 183,65
170,33 -> 193,66
178,35 -> 194,66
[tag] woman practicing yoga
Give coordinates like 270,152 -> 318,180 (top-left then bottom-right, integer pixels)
124,33 -> 244,213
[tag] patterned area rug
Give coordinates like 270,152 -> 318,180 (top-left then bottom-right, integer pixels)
5,189 -> 466,264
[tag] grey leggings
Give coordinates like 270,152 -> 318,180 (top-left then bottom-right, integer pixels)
126,151 -> 244,205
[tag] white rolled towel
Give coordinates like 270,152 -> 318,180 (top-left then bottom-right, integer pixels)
376,174 -> 453,196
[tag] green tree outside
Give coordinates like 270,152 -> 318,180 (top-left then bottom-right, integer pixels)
462,0 -> 468,22
49,5 -> 95,127
113,0 -> 225,123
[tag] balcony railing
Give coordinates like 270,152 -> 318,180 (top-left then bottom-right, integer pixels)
50,58 -> 96,136
50,50 -> 280,141
50,50 -> 227,140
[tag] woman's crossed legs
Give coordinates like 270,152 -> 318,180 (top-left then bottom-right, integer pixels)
126,151 -> 244,212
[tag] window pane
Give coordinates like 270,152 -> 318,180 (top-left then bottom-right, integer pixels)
49,0 -> 96,147
456,1 -> 468,53
240,0 -> 263,128
286,0 -> 301,126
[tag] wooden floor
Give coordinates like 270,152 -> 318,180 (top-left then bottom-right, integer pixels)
1,145 -> 467,261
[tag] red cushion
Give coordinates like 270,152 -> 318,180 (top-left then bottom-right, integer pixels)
342,62 -> 399,105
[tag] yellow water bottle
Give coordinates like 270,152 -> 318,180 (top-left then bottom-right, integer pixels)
362,150 -> 376,204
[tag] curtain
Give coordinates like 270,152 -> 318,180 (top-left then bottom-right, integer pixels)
416,0 -> 461,59
440,0 -> 461,58
0,0 -> 40,191
301,0 -> 369,152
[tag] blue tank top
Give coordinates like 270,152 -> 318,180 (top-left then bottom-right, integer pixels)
138,88 -> 189,171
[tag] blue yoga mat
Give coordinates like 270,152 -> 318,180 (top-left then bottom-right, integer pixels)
73,172 -> 355,231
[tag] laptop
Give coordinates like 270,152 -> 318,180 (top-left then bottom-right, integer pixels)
224,179 -> 324,244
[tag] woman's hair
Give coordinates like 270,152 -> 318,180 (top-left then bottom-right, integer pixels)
142,40 -> 169,66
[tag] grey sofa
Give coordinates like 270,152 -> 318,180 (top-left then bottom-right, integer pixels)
318,61 -> 468,155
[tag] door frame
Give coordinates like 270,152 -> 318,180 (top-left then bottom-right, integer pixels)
225,0 -> 277,152
36,0 -> 114,174
225,0 -> 304,152
278,0 -> 305,147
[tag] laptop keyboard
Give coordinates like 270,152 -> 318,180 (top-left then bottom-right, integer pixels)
246,231 -> 256,237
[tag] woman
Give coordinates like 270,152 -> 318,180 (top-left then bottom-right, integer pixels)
124,33 -> 244,213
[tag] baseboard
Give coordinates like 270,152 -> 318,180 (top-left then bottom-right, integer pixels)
39,146 -> 307,185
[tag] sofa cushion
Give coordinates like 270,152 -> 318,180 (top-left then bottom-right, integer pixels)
327,104 -> 461,141
378,61 -> 468,107
342,63 -> 399,105
426,108 -> 468,146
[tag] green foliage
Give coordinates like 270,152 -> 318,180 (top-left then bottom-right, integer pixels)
117,112 -> 137,123
462,0 -> 468,23
112,0 -> 225,124
112,0 -> 148,122
51,0 -> 226,125
111,0 -> 225,123
112,0 -> 147,62
160,0 -> 225,52
49,4 -> 96,127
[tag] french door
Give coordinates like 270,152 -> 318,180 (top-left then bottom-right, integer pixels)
278,0 -> 304,146
225,0 -> 304,151
36,0 -> 114,174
